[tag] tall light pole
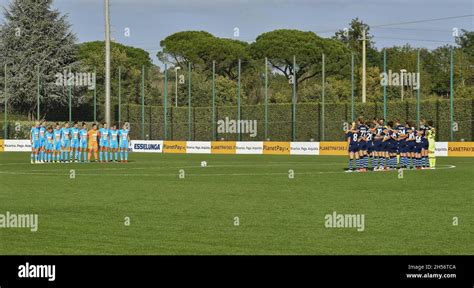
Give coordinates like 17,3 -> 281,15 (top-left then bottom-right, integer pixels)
174,66 -> 181,107
104,0 -> 111,125
361,29 -> 366,103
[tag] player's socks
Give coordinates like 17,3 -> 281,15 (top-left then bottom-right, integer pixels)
83,151 -> 87,162
109,152 -> 113,161
348,159 -> 353,170
104,151 -> 108,162
120,151 -> 124,161
48,154 -> 51,162
429,157 -> 436,168
125,151 -> 128,161
99,151 -> 103,161
31,153 -> 35,162
114,152 -> 118,161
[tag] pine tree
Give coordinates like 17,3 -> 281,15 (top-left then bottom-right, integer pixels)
0,0 -> 78,118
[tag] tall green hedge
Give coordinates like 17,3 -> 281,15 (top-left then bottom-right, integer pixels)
1,99 -> 472,141
116,98 -> 473,142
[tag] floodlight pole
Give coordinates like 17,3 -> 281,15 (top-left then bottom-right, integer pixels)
104,0 -> 111,125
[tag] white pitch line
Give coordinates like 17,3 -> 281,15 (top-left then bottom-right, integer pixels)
0,162 -> 345,173
0,165 -> 456,177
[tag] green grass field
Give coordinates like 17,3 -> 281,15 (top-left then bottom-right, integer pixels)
0,152 -> 472,255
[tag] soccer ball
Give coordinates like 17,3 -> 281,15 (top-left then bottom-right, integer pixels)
201,161 -> 207,167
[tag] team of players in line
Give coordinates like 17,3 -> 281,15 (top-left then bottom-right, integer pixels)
30,121 -> 130,164
345,117 -> 436,172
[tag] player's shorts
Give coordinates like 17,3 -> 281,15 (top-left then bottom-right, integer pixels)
70,140 -> 79,149
388,141 -> 397,153
119,141 -> 129,149
414,144 -> 422,153
358,141 -> 368,151
32,141 -> 40,149
398,141 -> 406,153
61,140 -> 70,148
89,142 -> 98,151
109,142 -> 119,149
348,143 -> 358,153
39,139 -> 46,148
374,141 -> 383,152
422,139 -> 429,150
406,142 -> 415,153
79,141 -> 87,149
368,141 -> 375,153
45,142 -> 53,151
53,142 -> 61,151
100,141 -> 109,148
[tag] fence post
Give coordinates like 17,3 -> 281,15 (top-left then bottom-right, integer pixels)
237,59 -> 241,141
68,66 -> 72,124
94,66 -> 97,122
141,65 -> 145,139
4,63 -> 7,140
351,53 -> 354,122
212,61 -> 216,141
416,50 -> 420,128
292,55 -> 296,142
265,57 -> 268,140
450,48 -> 454,141
118,66 -> 122,127
164,64 -> 168,140
321,54 -> 325,141
383,49 -> 387,120
37,65 -> 40,120
188,62 -> 192,141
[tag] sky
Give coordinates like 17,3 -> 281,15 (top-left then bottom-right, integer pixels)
0,0 -> 473,64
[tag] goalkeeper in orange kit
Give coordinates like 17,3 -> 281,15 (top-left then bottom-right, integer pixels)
88,123 -> 100,162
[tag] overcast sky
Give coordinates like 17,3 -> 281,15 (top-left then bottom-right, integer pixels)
0,0 -> 473,64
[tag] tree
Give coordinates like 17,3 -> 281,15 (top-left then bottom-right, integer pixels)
77,41 -> 153,106
0,0 -> 78,118
334,18 -> 381,74
158,31 -> 252,80
250,29 -> 349,90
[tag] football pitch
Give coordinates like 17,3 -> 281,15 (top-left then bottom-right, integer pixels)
0,152 -> 472,255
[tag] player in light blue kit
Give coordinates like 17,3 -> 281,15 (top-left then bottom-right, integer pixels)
119,123 -> 130,162
44,126 -> 54,163
79,122 -> 88,162
30,121 -> 41,164
60,122 -> 71,163
109,124 -> 119,162
70,121 -> 80,162
99,122 -> 110,162
53,123 -> 62,162
38,120 -> 47,163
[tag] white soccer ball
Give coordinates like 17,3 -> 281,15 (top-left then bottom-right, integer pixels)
201,161 -> 207,167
